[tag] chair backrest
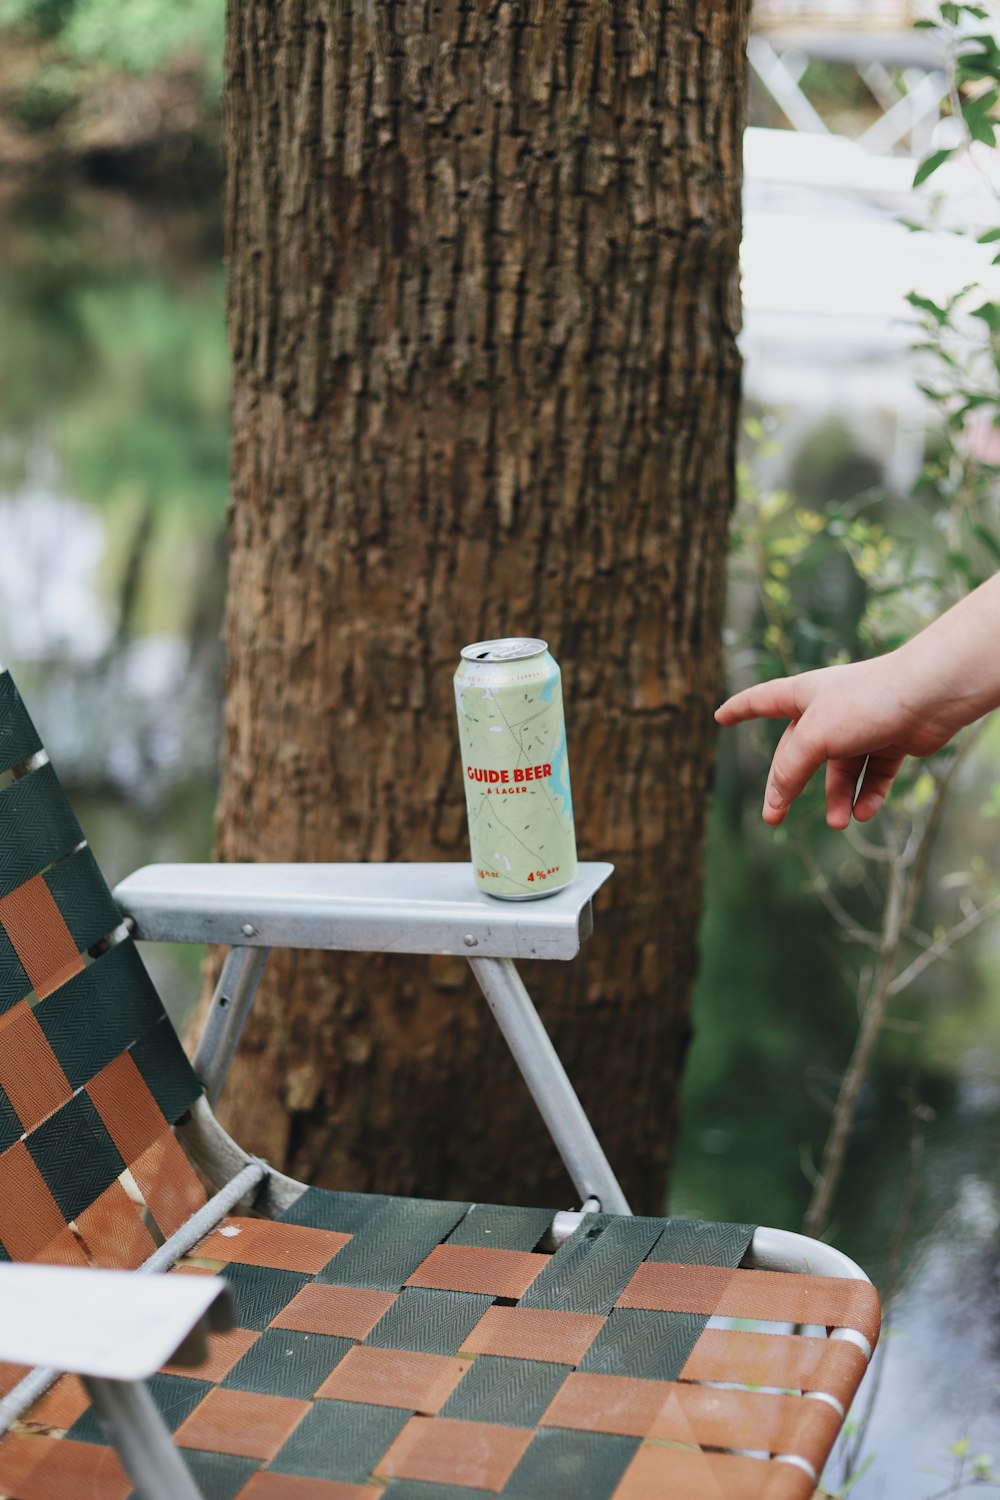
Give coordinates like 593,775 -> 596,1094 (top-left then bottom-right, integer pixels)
0,670 -> 205,1271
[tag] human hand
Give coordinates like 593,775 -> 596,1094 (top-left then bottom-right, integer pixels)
714,655 -> 965,829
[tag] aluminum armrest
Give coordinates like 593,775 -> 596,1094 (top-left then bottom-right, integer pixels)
0,1265 -> 233,1380
113,861 -> 614,960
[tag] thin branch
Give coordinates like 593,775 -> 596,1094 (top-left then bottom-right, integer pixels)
799,1142 -> 819,1189
804,730 -> 984,1240
844,823 -> 893,862
887,891 -> 1000,999
919,1481 -> 1000,1500
797,841 -> 881,948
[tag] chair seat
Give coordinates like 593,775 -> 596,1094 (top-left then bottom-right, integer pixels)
0,676 -> 880,1500
2,1189 -> 879,1500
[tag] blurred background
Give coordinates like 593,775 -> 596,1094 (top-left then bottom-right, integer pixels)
0,0 -> 999,1492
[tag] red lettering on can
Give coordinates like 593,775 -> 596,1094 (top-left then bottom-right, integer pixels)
466,763 -> 552,785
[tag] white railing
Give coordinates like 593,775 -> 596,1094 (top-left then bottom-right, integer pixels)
753,0 -> 930,27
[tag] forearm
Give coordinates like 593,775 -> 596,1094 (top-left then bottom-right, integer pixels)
895,573 -> 1000,727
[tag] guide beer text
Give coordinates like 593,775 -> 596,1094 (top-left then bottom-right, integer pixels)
466,763 -> 553,784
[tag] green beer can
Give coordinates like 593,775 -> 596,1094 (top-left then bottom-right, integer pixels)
454,637 -> 577,899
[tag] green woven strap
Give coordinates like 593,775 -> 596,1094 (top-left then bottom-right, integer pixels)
0,671 -> 203,1266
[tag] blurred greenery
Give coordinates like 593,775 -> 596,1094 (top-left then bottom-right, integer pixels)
0,187 -> 229,527
0,0 -> 224,85
56,276 -> 230,519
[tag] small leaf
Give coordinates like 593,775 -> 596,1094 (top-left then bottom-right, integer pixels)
959,55 -> 1000,81
977,228 -> 1000,243
963,90 -> 998,146
914,148 -> 954,188
971,300 -> 1000,332
794,508 -> 825,535
904,291 -> 948,324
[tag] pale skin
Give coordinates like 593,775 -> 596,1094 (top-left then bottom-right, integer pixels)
714,574 -> 1000,829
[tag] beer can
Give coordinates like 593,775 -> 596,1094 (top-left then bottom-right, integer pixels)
454,637 -> 577,899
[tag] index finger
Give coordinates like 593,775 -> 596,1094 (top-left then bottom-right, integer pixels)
765,713 -> 828,818
715,676 -> 808,727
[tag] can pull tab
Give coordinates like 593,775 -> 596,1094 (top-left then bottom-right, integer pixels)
459,638 -> 548,663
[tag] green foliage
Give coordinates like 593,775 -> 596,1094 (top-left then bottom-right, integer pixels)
913,4 -> 1000,183
0,0 -> 224,85
62,0 -> 224,83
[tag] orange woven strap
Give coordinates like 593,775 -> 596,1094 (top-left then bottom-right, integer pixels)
86,1052 -> 206,1243
681,1326 -> 867,1405
376,1415 -> 534,1491
617,1260 -> 881,1345
0,1434 -> 131,1500
613,1446 -> 816,1500
0,878 -> 83,1002
0,1004 -> 73,1134
541,1370 -> 841,1459
0,1144 -> 88,1267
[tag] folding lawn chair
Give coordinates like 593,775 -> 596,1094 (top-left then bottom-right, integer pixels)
0,670 -> 880,1500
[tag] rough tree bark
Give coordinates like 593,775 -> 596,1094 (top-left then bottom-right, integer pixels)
212,0 -> 750,1214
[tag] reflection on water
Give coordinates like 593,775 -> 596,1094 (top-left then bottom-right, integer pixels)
0,181 -> 227,1027
0,479 -> 221,794
2,178 -> 999,1497
847,1185 -> 1000,1494
0,453 -> 109,659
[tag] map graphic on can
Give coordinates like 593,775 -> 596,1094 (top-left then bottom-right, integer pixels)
454,637 -> 577,900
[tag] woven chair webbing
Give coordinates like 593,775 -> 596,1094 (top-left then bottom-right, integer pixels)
0,671 -> 203,1272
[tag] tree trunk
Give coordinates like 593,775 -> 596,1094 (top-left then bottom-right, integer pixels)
213,0 -> 749,1215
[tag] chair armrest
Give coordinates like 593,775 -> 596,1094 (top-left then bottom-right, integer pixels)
113,861 -> 614,961
0,1265 -> 233,1380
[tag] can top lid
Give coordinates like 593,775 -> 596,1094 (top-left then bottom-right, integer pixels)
460,637 -> 548,663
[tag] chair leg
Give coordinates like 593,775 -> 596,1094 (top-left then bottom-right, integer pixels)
83,1376 -> 204,1500
468,956 -> 631,1214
